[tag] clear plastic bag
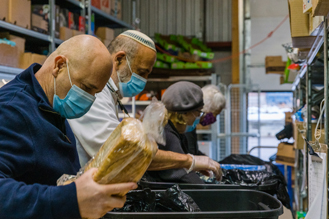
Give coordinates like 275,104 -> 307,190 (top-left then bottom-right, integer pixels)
58,99 -> 168,190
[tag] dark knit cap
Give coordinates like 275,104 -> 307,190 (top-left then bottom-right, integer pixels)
161,81 -> 204,113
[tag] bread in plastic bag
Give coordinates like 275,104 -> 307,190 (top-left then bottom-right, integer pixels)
57,99 -> 168,189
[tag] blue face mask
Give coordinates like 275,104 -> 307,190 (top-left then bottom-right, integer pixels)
53,61 -> 96,119
118,57 -> 147,97
185,116 -> 201,133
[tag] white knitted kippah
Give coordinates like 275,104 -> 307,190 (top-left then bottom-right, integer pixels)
120,30 -> 156,52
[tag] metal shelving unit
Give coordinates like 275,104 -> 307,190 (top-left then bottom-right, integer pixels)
0,0 -> 132,77
292,16 -> 329,216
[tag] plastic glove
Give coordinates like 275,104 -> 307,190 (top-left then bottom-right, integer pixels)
193,156 -> 222,181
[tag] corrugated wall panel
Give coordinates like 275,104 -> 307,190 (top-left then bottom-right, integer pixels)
206,0 -> 231,42
117,0 -> 231,42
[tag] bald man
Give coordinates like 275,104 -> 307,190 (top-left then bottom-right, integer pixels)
69,30 -> 222,180
0,35 -> 137,219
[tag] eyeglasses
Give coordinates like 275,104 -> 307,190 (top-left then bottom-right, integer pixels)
195,110 -> 205,117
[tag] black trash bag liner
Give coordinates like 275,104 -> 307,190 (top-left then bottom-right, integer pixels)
218,154 -> 291,210
113,185 -> 200,212
275,123 -> 293,140
112,188 -> 156,212
155,185 -> 201,212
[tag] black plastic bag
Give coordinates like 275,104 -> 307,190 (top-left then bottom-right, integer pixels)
218,154 -> 291,210
112,188 -> 156,212
155,185 -> 201,212
113,185 -> 200,212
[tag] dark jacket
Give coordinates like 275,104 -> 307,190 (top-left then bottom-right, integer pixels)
147,120 -> 204,184
185,128 -> 206,156
0,64 -> 81,219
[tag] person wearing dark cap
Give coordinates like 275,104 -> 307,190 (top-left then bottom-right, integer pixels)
147,81 -> 222,183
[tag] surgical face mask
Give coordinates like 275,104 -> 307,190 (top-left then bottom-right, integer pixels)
53,60 -> 96,119
200,112 -> 217,126
185,112 -> 203,133
117,56 -> 147,97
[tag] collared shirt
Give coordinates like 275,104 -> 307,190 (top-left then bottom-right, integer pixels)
0,64 -> 80,219
68,78 -> 120,166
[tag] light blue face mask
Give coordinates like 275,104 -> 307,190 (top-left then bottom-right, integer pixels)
118,57 -> 147,97
185,113 -> 202,133
53,61 -> 96,119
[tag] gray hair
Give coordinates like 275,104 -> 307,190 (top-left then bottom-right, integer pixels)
107,36 -> 140,60
202,85 -> 226,113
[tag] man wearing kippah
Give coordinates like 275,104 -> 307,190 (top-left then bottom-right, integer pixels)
68,30 -> 222,180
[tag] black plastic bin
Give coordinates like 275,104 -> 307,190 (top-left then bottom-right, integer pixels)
104,189 -> 283,219
139,181 -> 278,195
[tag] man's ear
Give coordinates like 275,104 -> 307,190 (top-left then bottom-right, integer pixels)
114,51 -> 126,70
52,55 -> 67,78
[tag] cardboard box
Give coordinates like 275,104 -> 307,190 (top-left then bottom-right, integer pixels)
31,53 -> 47,65
101,38 -> 112,47
0,0 -> 9,21
289,0 -> 316,48
8,0 -> 31,29
289,0 -> 309,37
101,0 -> 111,14
31,13 -> 48,34
303,0 -> 312,13
293,121 -> 318,149
19,52 -> 47,69
0,33 -> 25,53
276,143 -> 296,166
312,0 -> 329,16
280,76 -> 284,84
285,112 -> 293,124
96,27 -> 115,40
59,27 -> 73,41
265,56 -> 286,74
72,30 -> 84,36
111,0 -> 122,19
92,0 -> 101,9
0,43 -> 19,67
309,14 -> 324,35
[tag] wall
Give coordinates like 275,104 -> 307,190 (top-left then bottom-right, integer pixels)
119,0 -> 231,41
249,0 -> 292,91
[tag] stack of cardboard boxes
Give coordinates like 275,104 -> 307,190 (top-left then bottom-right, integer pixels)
0,32 -> 47,69
288,0 -> 329,48
96,27 -> 115,46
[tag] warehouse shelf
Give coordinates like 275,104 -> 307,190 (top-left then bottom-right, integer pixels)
292,22 -> 325,90
0,20 -> 50,42
91,6 -> 133,29
0,66 -> 23,76
54,38 -> 64,45
65,0 -> 84,9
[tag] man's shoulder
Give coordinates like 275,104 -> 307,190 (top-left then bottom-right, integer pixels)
0,81 -> 38,118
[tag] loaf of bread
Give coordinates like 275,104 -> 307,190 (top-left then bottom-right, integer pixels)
84,117 -> 158,184
57,99 -> 167,190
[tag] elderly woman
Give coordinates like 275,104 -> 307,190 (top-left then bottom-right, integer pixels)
185,84 -> 226,156
147,81 -> 221,183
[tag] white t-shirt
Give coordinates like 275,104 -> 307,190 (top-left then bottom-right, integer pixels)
68,78 -> 120,167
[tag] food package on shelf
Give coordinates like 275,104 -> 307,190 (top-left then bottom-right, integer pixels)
57,99 -> 168,194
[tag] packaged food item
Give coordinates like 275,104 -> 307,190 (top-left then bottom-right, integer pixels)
57,99 -> 168,194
